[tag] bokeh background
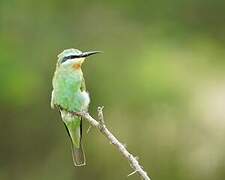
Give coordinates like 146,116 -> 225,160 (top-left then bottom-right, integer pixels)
1,0 -> 225,180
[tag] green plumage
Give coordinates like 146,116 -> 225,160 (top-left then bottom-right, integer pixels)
51,49 -> 91,166
52,64 -> 85,112
61,110 -> 85,165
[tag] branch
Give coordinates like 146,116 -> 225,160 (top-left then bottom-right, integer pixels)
76,107 -> 151,180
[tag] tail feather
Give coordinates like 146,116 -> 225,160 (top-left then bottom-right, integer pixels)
61,111 -> 86,166
72,143 -> 86,166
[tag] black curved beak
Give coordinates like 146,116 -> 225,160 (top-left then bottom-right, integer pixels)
80,51 -> 102,57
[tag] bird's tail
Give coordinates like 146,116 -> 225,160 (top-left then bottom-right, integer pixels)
61,111 -> 86,166
72,142 -> 86,166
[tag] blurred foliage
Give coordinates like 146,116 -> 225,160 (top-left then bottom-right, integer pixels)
0,0 -> 225,180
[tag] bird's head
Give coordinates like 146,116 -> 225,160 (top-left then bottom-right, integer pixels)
57,48 -> 101,69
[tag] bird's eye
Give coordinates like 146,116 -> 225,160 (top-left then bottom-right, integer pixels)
61,56 -> 70,63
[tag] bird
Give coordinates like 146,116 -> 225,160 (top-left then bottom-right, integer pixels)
51,48 -> 101,166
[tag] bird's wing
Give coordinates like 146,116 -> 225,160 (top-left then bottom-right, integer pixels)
80,77 -> 86,91
50,90 -> 55,109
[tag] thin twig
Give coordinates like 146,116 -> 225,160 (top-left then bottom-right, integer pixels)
76,107 -> 151,180
127,170 -> 138,177
86,125 -> 92,134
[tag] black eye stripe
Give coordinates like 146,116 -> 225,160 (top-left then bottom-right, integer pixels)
61,55 -> 81,63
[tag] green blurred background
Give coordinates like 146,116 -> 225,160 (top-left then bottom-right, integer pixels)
1,0 -> 225,179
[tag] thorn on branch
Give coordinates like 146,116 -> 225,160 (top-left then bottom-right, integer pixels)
86,125 -> 92,134
110,141 -> 116,145
127,170 -> 138,177
97,106 -> 105,132
97,106 -> 105,125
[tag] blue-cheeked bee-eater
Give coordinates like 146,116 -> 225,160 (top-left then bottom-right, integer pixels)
51,48 -> 101,166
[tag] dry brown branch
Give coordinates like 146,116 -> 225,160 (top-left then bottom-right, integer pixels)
76,107 -> 151,180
